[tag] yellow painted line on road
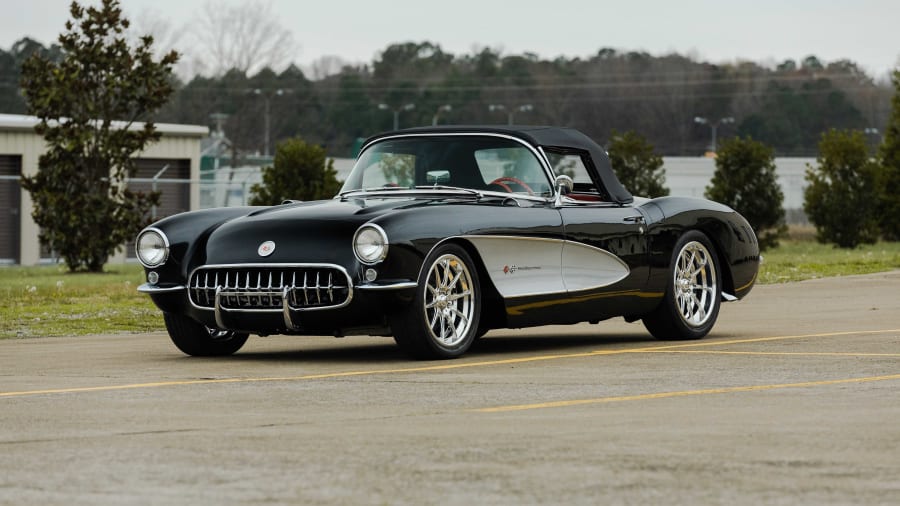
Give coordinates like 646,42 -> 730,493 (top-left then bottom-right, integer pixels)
2,328 -> 898,399
602,328 -> 900,354
640,350 -> 900,358
0,350 -> 620,398
475,373 -> 900,413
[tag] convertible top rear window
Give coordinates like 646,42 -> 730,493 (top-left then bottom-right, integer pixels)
342,136 -> 553,196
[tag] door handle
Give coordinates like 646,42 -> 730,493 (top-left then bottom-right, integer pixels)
624,215 -> 646,234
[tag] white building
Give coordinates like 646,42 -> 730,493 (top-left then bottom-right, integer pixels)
0,114 -> 207,265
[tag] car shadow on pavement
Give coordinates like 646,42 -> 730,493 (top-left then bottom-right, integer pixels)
220,332 -> 655,364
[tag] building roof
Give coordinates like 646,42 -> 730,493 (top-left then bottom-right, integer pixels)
0,113 -> 208,137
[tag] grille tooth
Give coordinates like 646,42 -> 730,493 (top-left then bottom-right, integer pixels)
303,272 -> 309,306
189,265 -> 351,310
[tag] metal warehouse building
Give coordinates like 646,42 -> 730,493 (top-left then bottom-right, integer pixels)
0,114 -> 207,265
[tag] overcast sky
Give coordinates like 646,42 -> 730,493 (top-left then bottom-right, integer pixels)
3,0 -> 898,80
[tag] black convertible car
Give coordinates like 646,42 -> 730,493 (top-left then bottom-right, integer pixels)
136,126 -> 759,359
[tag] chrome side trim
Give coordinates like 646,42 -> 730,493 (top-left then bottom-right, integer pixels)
721,292 -> 738,302
357,281 -> 418,291
137,283 -> 185,294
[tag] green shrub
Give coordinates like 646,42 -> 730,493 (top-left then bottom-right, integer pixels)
804,129 -> 879,248
249,137 -> 342,205
705,137 -> 786,250
607,130 -> 669,198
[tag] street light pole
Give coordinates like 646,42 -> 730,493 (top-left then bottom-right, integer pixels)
252,88 -> 291,157
379,103 -> 416,130
488,104 -> 533,125
432,104 -> 452,126
694,116 -> 735,153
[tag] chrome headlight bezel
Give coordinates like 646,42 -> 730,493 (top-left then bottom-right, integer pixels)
135,227 -> 170,268
353,224 -> 389,265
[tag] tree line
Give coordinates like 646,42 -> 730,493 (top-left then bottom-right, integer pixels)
1,38 -> 893,158
7,0 -> 900,272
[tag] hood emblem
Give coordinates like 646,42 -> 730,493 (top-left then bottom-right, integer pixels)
258,241 -> 276,257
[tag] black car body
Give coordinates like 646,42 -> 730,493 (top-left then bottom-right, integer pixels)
136,126 -> 759,358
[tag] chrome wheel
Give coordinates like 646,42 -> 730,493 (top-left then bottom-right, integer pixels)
673,240 -> 717,328
423,253 -> 476,347
643,231 -> 721,341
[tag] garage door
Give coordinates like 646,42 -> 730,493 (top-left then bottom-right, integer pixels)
126,158 -> 191,258
0,155 -> 21,264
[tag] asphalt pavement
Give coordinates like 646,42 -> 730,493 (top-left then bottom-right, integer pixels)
1,271 -> 899,505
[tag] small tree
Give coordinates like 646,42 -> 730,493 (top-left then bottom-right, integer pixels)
705,137 -> 787,250
249,137 -> 341,204
607,130 -> 669,198
19,0 -> 178,272
804,129 -> 879,248
877,70 -> 900,241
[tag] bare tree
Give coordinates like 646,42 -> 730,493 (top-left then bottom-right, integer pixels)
307,55 -> 348,80
126,7 -> 193,79
192,0 -> 298,76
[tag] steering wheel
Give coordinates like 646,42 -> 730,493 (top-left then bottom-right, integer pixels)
489,177 -> 534,196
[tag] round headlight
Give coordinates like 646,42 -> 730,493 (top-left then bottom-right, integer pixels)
136,228 -> 169,267
353,224 -> 388,265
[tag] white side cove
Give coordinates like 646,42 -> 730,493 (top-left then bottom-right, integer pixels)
463,236 -> 630,298
560,241 -> 630,292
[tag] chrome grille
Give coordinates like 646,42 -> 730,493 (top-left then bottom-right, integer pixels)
189,264 -> 352,311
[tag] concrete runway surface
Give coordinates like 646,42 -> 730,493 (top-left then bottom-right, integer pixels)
1,271 -> 899,505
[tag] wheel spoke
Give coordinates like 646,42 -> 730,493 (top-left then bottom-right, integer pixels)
446,270 -> 463,291
429,309 -> 440,329
450,308 -> 469,326
447,290 -> 471,302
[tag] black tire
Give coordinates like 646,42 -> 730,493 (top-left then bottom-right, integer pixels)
391,243 -> 482,359
163,312 -> 249,356
642,231 -> 722,340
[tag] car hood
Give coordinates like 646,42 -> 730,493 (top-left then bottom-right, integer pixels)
204,197 -> 429,265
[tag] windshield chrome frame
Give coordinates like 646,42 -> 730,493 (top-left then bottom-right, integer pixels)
339,132 -> 559,203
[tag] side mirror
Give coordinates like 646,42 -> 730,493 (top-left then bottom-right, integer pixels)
555,174 -> 574,195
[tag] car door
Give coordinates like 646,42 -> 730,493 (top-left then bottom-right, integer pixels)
545,151 -> 650,295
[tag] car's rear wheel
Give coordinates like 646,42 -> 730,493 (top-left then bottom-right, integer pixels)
391,244 -> 481,359
163,312 -> 249,356
642,231 -> 721,340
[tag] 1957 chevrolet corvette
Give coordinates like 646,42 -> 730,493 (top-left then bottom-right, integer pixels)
136,126 -> 759,359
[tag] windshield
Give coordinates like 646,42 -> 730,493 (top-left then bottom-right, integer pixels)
340,136 -> 553,197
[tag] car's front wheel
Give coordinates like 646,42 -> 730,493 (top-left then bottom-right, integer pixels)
642,231 -> 721,340
163,313 -> 249,356
391,244 -> 481,359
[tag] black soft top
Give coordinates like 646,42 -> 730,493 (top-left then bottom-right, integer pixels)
363,126 -> 633,204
